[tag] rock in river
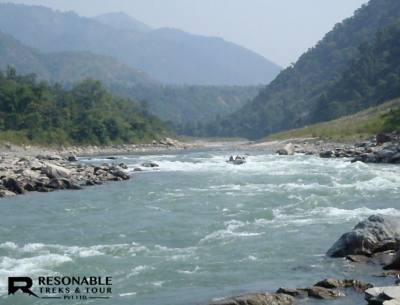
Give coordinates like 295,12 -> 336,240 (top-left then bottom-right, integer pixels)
365,286 -> 400,305
209,293 -> 294,305
276,144 -> 295,156
142,162 -> 159,168
327,215 -> 400,257
385,250 -> 400,270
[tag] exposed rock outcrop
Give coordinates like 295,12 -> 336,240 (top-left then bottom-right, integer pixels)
276,144 -> 295,156
385,250 -> 400,270
365,286 -> 400,305
327,215 -> 400,257
142,162 -> 159,168
0,155 -> 131,197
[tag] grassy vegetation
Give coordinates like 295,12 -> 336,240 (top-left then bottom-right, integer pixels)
265,99 -> 400,141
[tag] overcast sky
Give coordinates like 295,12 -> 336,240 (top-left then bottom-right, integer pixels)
0,0 -> 369,67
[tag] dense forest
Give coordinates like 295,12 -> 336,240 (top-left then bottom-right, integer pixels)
202,0 -> 400,139
312,21 -> 400,122
0,67 -> 167,145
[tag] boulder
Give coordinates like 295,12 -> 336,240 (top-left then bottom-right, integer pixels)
0,188 -> 16,197
2,177 -> 25,194
371,251 -> 397,266
327,215 -> 400,257
390,153 -> 400,164
315,278 -> 372,293
67,155 -> 78,162
119,163 -> 128,169
320,151 -> 333,158
209,293 -> 294,305
142,162 -> 159,168
304,286 -> 344,299
342,279 -> 374,293
377,133 -> 393,145
346,255 -> 370,263
29,160 -> 44,171
37,154 -> 62,161
314,278 -> 343,289
385,251 -> 400,270
110,169 -> 130,181
366,286 -> 400,305
384,300 -> 400,305
276,288 -> 307,298
47,178 -> 68,190
159,138 -> 176,146
277,144 -> 295,156
376,150 -> 396,163
42,163 -> 72,179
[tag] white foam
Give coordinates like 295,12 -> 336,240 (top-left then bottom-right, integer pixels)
177,266 -> 200,274
0,254 -> 72,295
151,281 -> 164,287
0,242 -> 149,258
255,206 -> 400,228
119,292 -> 137,297
199,220 -> 262,244
127,265 -> 155,278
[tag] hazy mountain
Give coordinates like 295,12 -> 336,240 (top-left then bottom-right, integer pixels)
0,31 -> 153,86
0,31 -> 255,124
94,12 -> 152,33
0,3 -> 281,85
206,0 -> 400,139
0,30 -> 50,79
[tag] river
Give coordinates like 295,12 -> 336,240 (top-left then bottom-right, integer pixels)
1,149 -> 399,305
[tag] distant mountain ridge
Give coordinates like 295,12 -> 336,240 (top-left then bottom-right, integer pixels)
0,31 -> 153,86
0,30 -> 256,125
94,12 -> 152,33
0,3 -> 281,85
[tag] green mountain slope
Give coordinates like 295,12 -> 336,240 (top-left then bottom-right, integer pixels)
312,21 -> 400,122
0,68 -> 166,145
0,3 -> 281,86
266,99 -> 400,141
210,0 -> 400,139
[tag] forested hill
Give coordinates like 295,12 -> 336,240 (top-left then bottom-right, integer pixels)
207,0 -> 400,139
0,68 -> 167,145
312,21 -> 400,122
0,3 -> 281,85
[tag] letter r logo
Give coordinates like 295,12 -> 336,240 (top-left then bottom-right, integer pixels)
8,277 -> 39,298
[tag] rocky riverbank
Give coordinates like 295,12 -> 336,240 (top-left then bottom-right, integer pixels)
0,138 -> 192,198
0,154 -> 131,197
274,132 -> 400,164
209,214 -> 400,305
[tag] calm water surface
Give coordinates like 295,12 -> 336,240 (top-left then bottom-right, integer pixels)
1,149 -> 399,305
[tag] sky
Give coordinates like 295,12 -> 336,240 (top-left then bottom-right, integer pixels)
0,0 -> 369,67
